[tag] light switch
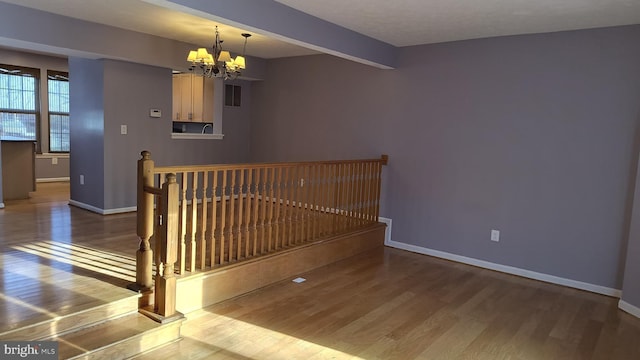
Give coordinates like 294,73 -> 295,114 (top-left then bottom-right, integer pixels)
120,125 -> 127,135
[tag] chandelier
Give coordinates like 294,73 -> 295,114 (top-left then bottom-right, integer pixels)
187,26 -> 251,80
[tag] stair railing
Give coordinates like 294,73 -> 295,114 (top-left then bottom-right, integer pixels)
132,151 -> 388,320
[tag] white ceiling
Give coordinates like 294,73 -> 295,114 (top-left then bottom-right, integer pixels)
275,0 -> 640,47
2,0 -> 640,58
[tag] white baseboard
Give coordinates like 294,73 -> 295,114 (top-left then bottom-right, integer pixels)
36,177 -> 70,183
385,239 -> 622,298
69,199 -> 136,215
619,300 -> 640,319
379,217 -> 392,244
618,299 -> 640,318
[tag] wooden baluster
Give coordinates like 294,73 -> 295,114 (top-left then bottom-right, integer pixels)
260,168 -> 268,254
325,164 -> 332,235
281,166 -> 291,247
267,168 -> 275,251
313,164 -> 322,239
237,169 -> 245,260
344,164 -> 351,226
155,173 -> 179,318
332,163 -> 340,233
349,163 -> 358,227
294,167 -> 300,243
332,163 -> 339,233
132,151 -> 154,307
245,169 -> 253,258
179,173 -> 187,274
311,164 -> 320,239
307,165 -> 313,240
188,172 -> 198,272
316,164 -> 322,237
219,170 -> 227,264
274,167 -> 283,249
356,162 -> 365,224
299,165 -> 307,242
292,166 -> 299,244
210,170 -> 218,267
370,160 -> 378,221
352,163 -> 359,225
364,162 -> 373,222
319,164 -> 328,237
373,161 -> 381,221
200,171 -> 208,269
309,165 -> 316,239
280,167 -> 288,248
287,166 -> 295,246
252,168 -> 261,256
228,170 -> 237,262
337,164 -> 343,228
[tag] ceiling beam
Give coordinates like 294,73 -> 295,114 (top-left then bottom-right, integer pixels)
145,0 -> 398,69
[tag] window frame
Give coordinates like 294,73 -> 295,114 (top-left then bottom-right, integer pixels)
0,64 -> 41,150
47,70 -> 69,153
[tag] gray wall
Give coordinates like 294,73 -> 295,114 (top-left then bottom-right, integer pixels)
35,157 -> 70,180
70,58 -> 252,211
251,25 -> 640,290
69,58 -> 105,209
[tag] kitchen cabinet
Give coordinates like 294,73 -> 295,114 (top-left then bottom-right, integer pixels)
172,73 -> 214,122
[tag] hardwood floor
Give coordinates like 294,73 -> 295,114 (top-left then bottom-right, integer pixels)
0,182 -> 139,338
2,183 -> 640,359
139,250 -> 640,359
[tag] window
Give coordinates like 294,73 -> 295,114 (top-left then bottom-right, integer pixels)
0,64 -> 39,142
225,84 -> 241,107
47,70 -> 69,152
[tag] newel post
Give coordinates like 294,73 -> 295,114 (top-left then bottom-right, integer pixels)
155,173 -> 179,317
129,151 -> 155,306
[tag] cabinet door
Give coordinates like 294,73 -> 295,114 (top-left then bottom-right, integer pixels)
172,75 -> 184,121
190,75 -> 204,122
180,74 -> 194,121
173,73 -> 193,121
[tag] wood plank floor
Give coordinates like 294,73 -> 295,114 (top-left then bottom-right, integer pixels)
138,250 -> 640,359
2,183 -> 640,359
0,182 -> 139,337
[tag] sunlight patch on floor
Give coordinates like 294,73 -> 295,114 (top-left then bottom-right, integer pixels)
10,241 -> 137,283
182,312 -> 364,359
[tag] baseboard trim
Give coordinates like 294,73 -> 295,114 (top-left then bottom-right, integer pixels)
36,177 -> 70,183
386,239 -> 622,298
69,200 -> 136,215
379,217 -> 392,244
619,300 -> 640,319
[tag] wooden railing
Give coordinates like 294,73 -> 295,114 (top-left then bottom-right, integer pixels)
133,151 -> 388,319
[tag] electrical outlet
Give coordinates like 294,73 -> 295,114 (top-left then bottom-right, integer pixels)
120,125 -> 127,135
491,229 -> 500,242
80,174 -> 85,185
51,157 -> 58,165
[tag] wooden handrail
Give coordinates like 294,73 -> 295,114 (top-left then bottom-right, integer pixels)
134,151 -> 388,321
152,157 -> 388,173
